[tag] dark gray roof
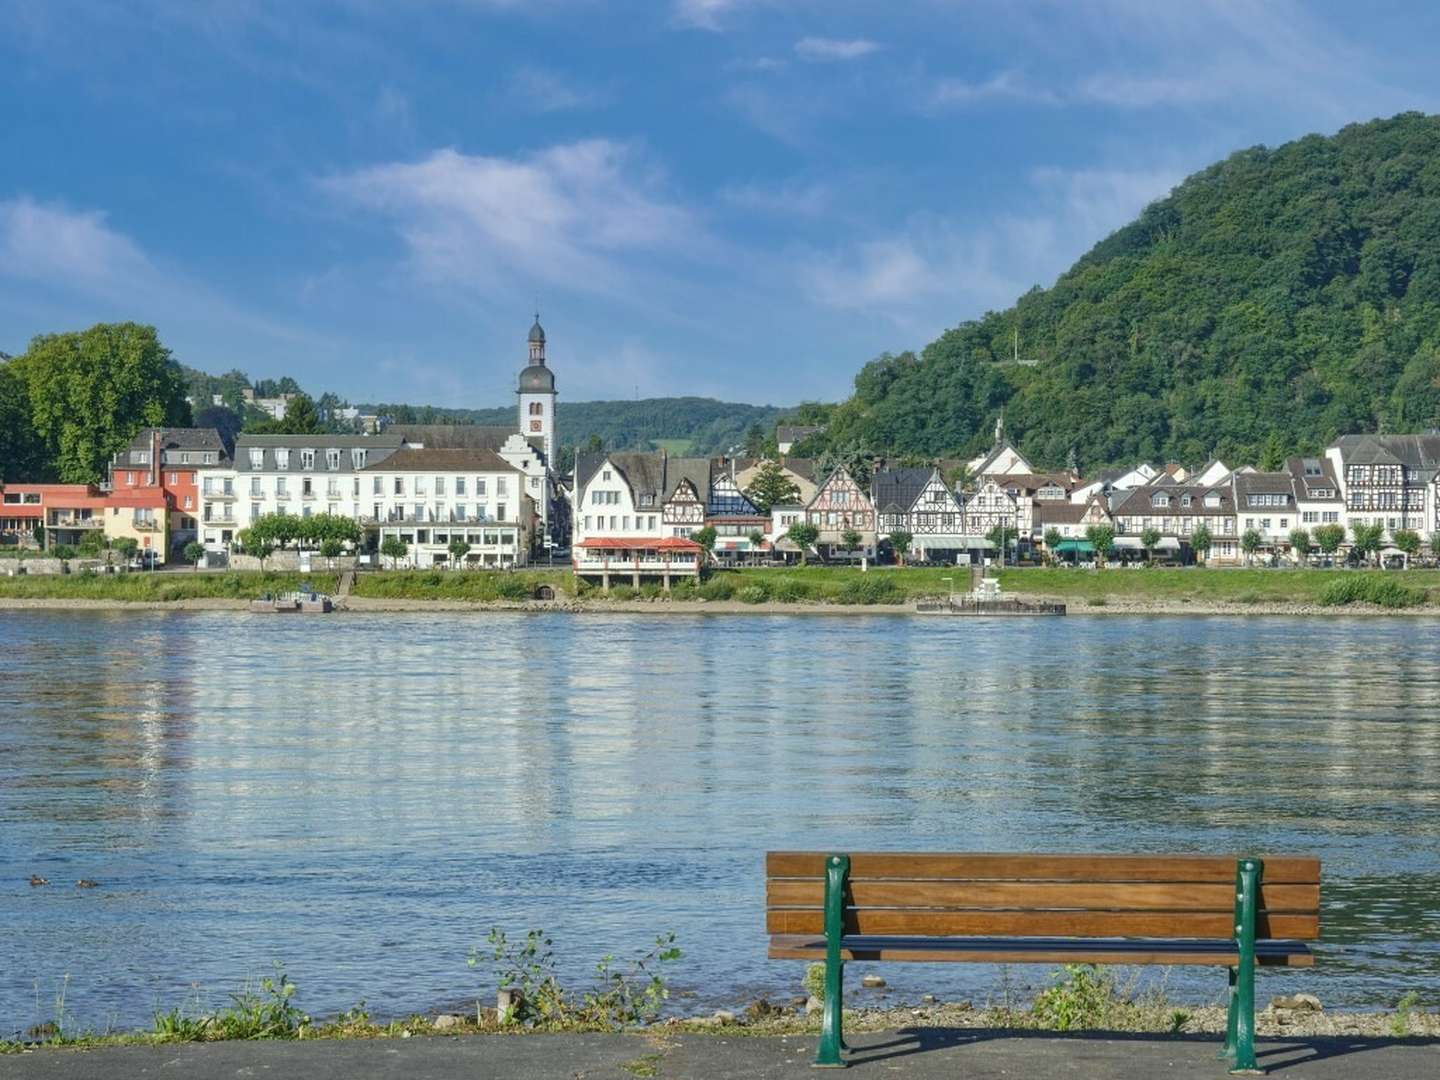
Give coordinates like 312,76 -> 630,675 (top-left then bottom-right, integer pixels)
575,451 -> 711,506
870,467 -> 935,513
234,434 -> 403,473
1232,470 -> 1295,498
394,425 -> 520,450
665,457 -> 711,504
529,317 -> 545,343
1333,434 -> 1440,477
1285,457 -> 1343,501
518,364 -> 555,393
1111,484 -> 1235,517
121,426 -> 231,466
361,447 -> 519,473
776,425 -> 822,444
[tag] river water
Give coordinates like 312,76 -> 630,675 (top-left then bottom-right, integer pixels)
1,610 -> 1437,1034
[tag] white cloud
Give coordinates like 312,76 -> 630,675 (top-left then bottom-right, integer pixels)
0,198 -> 153,295
928,71 -> 1061,108
720,179 -> 831,217
503,65 -> 607,113
672,0 -> 743,31
320,141 -> 703,295
794,37 -> 879,62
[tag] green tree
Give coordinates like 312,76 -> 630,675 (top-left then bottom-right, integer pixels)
743,460 -> 802,514
1350,521 -> 1385,565
320,537 -> 344,567
11,322 -> 189,482
742,423 -> 766,458
380,535 -> 408,570
1084,524 -> 1114,568
986,524 -> 1017,565
448,536 -> 472,568
787,521 -> 819,565
1240,528 -> 1263,565
0,362 -> 44,482
890,528 -> 914,566
1043,527 -> 1062,558
248,393 -> 323,435
746,529 -> 765,565
1314,523 -> 1346,557
692,525 -> 717,563
1288,527 -> 1311,564
113,536 -> 139,564
1140,526 -> 1162,564
1393,529 -> 1421,561
841,528 -> 862,552
1191,524 -> 1213,564
183,540 -> 205,570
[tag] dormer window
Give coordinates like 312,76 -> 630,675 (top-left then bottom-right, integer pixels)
300,449 -> 316,471
249,449 -> 264,469
326,449 -> 341,471
1204,494 -> 1220,508
1181,495 -> 1192,508
275,449 -> 290,469
1151,493 -> 1170,508
352,449 -> 367,469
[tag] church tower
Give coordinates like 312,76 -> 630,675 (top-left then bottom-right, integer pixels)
517,313 -> 557,466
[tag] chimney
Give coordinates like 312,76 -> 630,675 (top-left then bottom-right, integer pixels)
151,429 -> 161,487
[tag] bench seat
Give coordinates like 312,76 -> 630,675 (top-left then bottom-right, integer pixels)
769,933 -> 1314,966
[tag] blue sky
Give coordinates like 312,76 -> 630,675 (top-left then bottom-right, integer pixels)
2,1 -> 1438,409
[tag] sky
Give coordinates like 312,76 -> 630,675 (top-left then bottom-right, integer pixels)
2,1 -> 1439,409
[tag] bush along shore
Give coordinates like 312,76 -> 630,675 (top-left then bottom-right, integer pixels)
5,952 -> 1436,1056
3,566 -> 1440,612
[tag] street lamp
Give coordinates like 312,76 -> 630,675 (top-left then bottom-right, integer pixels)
941,576 -> 954,607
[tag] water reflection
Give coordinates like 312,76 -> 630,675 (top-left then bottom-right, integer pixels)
1,611 -> 1437,1033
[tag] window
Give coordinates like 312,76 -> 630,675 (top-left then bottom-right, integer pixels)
497,504 -> 507,520
456,504 -> 469,521
602,470 -> 612,481
125,471 -> 135,486
435,477 -> 446,496
131,450 -> 150,465
276,477 -> 288,496
476,479 -> 487,496
275,449 -> 290,469
584,516 -> 592,531
249,449 -> 264,469
415,476 -> 427,496
352,477 -> 359,497
639,494 -> 654,507
456,477 -> 467,496
180,453 -> 190,465
184,496 -> 193,510
351,449 -> 367,469
394,477 -> 405,496
299,449 -> 316,470
1151,494 -> 1170,508
622,516 -> 631,530
497,477 -> 507,494
326,449 -> 341,470
414,503 -> 425,520
327,478 -> 340,497
529,402 -> 543,416
302,478 -> 314,497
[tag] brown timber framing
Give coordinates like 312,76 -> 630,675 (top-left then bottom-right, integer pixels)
766,851 -> 1320,1072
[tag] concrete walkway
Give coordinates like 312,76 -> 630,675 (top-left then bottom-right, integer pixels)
3,1030 -> 1438,1080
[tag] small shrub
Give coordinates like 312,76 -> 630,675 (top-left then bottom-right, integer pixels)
1086,596 -> 1107,607
833,576 -> 901,605
1031,965 -> 1115,1031
803,962 -> 827,1003
152,1007 -> 209,1043
495,576 -> 533,601
669,579 -> 695,600
1318,576 -> 1424,609
421,571 -> 444,587
768,578 -> 812,603
638,583 -> 663,600
697,577 -> 736,601
735,585 -> 768,604
609,584 -> 637,601
209,964 -> 309,1040
1391,990 -> 1420,1037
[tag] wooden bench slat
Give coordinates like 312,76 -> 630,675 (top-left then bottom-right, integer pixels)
766,908 -> 1320,940
766,852 -> 1321,884
766,934 -> 1315,967
766,879 -> 1319,913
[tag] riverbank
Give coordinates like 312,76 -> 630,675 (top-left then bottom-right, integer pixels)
3,567 -> 1440,615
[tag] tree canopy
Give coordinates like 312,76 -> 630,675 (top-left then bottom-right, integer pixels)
807,113 -> 1440,472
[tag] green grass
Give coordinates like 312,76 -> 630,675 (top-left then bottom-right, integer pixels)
997,567 -> 1440,606
349,569 -> 576,601
650,438 -> 694,455
0,570 -> 341,602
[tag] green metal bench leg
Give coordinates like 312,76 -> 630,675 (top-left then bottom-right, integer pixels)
1218,965 -> 1238,1059
814,854 -> 849,1069
1229,858 -> 1263,1076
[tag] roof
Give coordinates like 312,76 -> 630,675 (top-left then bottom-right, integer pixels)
361,447 -> 519,473
1111,484 -> 1234,516
233,434 -> 404,473
1033,502 -> 1091,526
529,316 -> 545,343
1232,470 -> 1294,498
106,489 -> 168,508
574,451 -> 711,506
394,425 -> 520,451
870,467 -> 935,513
125,426 -> 228,454
518,365 -> 555,394
1285,457 -> 1343,501
1332,433 -> 1440,476
733,456 -> 817,482
775,425 -> 822,444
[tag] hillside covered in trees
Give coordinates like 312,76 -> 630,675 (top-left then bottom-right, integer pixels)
810,112 -> 1440,472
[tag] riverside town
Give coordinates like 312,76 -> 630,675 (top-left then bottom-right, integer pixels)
6,8 -> 1440,1079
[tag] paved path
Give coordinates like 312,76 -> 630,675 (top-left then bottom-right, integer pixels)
2,1030 -> 1436,1079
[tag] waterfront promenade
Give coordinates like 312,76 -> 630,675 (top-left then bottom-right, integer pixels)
3,1031 -> 1439,1079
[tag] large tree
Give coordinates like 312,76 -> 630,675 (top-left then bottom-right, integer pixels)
12,323 -> 190,483
247,392 -> 323,435
743,459 -> 802,513
0,362 -> 44,482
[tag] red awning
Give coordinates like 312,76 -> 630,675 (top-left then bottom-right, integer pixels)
577,536 -> 702,551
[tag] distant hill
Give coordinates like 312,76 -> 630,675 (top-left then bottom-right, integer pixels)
814,112 -> 1440,472
362,396 -> 789,456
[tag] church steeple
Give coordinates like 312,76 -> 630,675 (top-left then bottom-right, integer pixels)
518,313 -> 557,471
528,312 -> 546,364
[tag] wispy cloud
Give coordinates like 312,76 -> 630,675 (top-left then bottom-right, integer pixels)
720,179 -> 831,217
794,37 -> 879,62
927,70 -> 1061,108
502,65 -> 609,113
0,198 -> 152,297
320,141 -> 703,296
672,0 -> 744,31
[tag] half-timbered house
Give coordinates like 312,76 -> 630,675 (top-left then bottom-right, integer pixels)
872,466 -> 967,561
804,466 -> 876,558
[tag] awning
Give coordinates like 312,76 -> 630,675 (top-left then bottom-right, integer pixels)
1054,539 -> 1095,554
1155,537 -> 1181,551
1112,537 -> 1142,549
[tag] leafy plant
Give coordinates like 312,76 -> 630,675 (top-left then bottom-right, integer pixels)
1031,964 -> 1115,1031
474,929 -> 567,1026
152,1006 -> 210,1042
209,965 -> 309,1040
579,933 -> 682,1027
803,962 -> 827,1003
1391,990 -> 1420,1037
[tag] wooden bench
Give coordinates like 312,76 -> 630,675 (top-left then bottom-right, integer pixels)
767,851 -> 1321,1073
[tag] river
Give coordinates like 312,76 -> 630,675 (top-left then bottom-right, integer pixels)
1,610 -> 1437,1034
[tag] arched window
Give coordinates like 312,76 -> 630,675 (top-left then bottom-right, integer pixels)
529,402 -> 543,416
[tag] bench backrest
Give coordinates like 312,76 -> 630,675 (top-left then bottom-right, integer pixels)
766,852 -> 1321,941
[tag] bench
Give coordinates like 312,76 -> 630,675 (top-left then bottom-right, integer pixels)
766,851 -> 1321,1073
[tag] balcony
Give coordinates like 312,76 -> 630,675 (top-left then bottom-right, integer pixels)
202,487 -> 237,500
574,555 -> 699,575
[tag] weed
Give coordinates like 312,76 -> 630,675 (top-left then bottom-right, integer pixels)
735,585 -> 768,604
1086,596 -> 1107,606
475,929 -> 568,1025
1391,990 -> 1420,1037
1031,965 -> 1115,1031
609,584 -> 637,601
580,933 -> 682,1027
208,965 -> 309,1039
1319,576 -> 1425,608
621,1052 -> 663,1077
803,962 -> 826,1003
1169,1009 -> 1191,1033
152,1007 -> 209,1043
696,577 -> 735,601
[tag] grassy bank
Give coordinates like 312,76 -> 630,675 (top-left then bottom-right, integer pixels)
0,570 -> 340,602
667,566 -> 953,605
348,569 -> 576,601
997,567 -> 1440,607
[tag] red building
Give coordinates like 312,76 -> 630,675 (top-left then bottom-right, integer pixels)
108,428 -> 228,556
0,483 -> 108,548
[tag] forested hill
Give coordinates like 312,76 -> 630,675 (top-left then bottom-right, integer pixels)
814,112 -> 1440,472
364,397 -> 788,456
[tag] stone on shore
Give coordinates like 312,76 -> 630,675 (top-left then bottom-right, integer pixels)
1270,993 -> 1323,1012
805,996 -> 822,1016
432,1014 -> 463,1030
712,1009 -> 736,1025
861,974 -> 886,989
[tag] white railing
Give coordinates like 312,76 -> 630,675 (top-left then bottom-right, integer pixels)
574,556 -> 698,573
